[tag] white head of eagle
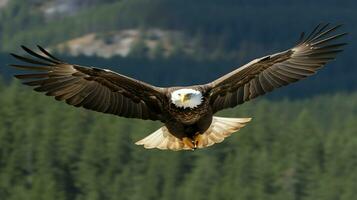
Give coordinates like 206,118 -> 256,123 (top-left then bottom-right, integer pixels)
171,89 -> 203,109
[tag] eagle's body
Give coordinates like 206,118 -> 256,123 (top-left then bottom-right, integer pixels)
10,24 -> 347,150
164,87 -> 213,146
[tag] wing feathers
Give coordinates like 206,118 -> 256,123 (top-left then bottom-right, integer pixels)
10,53 -> 51,65
10,64 -> 52,71
11,46 -> 164,121
14,73 -> 48,79
208,24 -> 347,112
311,32 -> 347,46
37,45 -> 62,62
21,45 -> 61,64
302,23 -> 324,43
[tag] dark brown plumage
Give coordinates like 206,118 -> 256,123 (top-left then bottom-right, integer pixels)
10,24 -> 347,151
207,24 -> 347,113
11,47 -> 165,121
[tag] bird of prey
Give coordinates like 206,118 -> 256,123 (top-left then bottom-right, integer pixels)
10,24 -> 347,151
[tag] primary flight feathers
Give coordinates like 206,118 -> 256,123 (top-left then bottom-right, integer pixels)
207,24 -> 347,112
10,24 -> 347,150
11,46 -> 165,121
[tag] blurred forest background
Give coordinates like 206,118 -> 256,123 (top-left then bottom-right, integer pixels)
0,0 -> 356,200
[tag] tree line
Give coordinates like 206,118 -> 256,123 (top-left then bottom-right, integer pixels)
0,80 -> 356,200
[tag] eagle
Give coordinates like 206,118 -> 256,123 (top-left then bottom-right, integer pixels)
10,24 -> 346,151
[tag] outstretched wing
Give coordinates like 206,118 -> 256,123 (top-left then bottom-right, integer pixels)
11,46 -> 165,121
206,24 -> 347,113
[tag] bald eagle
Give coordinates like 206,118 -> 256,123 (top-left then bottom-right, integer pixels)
10,24 -> 346,151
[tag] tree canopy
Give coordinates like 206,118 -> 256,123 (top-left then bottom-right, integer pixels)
0,80 -> 356,200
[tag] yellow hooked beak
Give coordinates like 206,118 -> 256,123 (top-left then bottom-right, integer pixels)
180,94 -> 190,103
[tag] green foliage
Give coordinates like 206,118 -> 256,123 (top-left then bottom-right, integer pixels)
0,79 -> 356,200
0,0 -> 355,62
129,36 -> 150,58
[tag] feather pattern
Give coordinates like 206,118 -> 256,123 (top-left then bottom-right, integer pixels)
135,116 -> 251,151
207,24 -> 347,113
10,45 -> 165,121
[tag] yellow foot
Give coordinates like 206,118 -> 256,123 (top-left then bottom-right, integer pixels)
182,137 -> 196,150
194,134 -> 204,148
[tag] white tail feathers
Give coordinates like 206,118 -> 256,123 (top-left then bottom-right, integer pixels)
135,116 -> 252,151
195,116 -> 251,149
135,126 -> 192,151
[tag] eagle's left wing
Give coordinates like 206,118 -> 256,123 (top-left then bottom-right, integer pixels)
205,24 -> 347,113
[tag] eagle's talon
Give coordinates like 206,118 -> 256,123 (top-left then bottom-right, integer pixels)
194,134 -> 203,148
182,137 -> 195,150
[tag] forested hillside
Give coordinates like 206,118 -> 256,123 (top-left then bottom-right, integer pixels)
0,0 -> 354,98
0,0 -> 355,59
0,80 -> 356,200
1,0 -> 355,98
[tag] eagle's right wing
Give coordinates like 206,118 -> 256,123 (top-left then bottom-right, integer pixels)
11,46 -> 166,121
205,24 -> 347,113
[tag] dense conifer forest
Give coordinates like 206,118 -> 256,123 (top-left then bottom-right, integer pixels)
0,80 -> 356,200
